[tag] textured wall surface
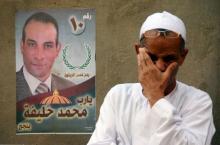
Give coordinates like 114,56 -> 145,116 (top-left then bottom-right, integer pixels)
0,0 -> 219,144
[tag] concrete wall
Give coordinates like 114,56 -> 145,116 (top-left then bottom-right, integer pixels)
0,0 -> 219,144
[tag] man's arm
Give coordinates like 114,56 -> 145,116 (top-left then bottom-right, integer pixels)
145,95 -> 215,145
87,88 -> 117,145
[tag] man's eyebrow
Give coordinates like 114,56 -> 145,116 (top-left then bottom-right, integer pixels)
163,54 -> 178,60
26,39 -> 36,43
164,54 -> 177,57
44,41 -> 54,44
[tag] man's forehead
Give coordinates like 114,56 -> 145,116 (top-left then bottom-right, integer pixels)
25,20 -> 56,32
24,23 -> 57,44
145,37 -> 181,51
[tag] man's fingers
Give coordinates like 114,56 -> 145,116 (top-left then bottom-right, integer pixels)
164,62 -> 178,79
137,54 -> 141,66
139,48 -> 154,66
134,43 -> 141,54
137,48 -> 148,72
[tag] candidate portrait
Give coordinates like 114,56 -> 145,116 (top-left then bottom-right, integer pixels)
16,12 -> 75,101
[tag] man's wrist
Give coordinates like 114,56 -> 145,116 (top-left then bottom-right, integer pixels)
142,89 -> 164,107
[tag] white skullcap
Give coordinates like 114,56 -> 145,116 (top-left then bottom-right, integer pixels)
140,11 -> 186,42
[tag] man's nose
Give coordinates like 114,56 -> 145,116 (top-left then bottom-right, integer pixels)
155,59 -> 167,72
34,46 -> 45,60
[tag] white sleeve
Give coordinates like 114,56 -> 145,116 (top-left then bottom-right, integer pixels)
147,94 -> 215,145
87,88 -> 117,145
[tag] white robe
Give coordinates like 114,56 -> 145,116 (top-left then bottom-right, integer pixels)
88,81 -> 215,145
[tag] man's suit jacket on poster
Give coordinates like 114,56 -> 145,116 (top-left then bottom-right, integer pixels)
16,68 -> 75,101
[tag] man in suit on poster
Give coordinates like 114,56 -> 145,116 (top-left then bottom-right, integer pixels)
16,12 -> 74,101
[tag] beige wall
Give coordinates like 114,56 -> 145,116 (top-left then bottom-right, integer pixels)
0,0 -> 219,144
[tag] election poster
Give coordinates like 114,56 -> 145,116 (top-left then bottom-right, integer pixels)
16,9 -> 96,134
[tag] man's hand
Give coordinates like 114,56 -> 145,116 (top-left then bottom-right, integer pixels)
135,45 -> 178,107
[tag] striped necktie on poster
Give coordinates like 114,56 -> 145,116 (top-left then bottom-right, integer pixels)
35,83 -> 50,94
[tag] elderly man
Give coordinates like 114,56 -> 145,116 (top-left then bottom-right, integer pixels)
16,12 -> 74,101
87,11 -> 215,145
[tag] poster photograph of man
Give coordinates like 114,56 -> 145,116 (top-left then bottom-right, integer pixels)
15,9 -> 96,134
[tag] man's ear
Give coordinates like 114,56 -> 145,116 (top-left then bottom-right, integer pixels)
56,42 -> 62,56
20,41 -> 24,53
179,48 -> 188,65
